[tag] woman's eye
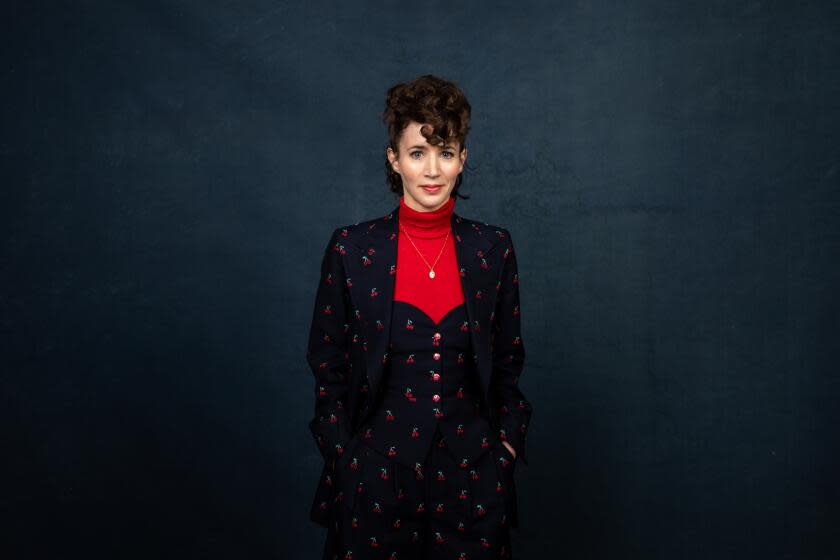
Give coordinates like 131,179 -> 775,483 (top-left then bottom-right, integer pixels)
409,150 -> 454,159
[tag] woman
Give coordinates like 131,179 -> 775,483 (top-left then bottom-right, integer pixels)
306,74 -> 532,560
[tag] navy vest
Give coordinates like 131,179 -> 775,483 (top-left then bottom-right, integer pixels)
357,300 -> 496,468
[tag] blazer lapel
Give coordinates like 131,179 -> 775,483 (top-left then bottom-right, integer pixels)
345,203 -> 502,408
451,211 -> 500,398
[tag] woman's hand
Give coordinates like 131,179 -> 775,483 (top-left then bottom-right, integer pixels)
501,440 -> 517,460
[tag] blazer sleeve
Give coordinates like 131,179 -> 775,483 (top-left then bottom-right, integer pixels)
305,227 -> 354,468
490,229 -> 533,465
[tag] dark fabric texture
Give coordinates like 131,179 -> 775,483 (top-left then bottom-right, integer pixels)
359,300 -> 495,469
321,426 -> 516,560
306,205 -> 532,531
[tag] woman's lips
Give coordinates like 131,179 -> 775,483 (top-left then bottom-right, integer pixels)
421,185 -> 443,193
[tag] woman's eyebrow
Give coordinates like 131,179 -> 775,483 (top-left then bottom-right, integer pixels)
407,144 -> 456,150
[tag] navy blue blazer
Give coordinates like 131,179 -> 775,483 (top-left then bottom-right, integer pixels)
305,203 -> 532,527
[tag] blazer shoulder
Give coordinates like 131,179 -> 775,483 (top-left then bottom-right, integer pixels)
329,211 -> 392,249
455,214 -> 512,250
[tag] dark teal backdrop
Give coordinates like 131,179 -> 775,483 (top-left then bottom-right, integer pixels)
3,1 -> 838,559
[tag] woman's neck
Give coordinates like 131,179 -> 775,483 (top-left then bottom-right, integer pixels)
398,195 -> 455,239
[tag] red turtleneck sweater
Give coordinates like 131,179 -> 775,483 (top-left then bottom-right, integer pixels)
394,195 -> 465,324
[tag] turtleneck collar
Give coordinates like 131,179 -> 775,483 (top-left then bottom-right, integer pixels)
398,195 -> 456,239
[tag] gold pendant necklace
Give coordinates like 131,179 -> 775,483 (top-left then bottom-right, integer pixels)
400,225 -> 450,279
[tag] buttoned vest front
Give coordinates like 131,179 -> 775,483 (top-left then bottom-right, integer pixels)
356,299 -> 496,469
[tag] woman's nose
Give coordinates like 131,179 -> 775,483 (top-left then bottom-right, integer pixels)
426,154 -> 439,176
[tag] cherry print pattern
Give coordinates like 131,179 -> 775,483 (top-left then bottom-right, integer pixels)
322,428 -> 515,560
306,204 -> 532,555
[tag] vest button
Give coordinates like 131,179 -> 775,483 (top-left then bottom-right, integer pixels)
433,332 -> 442,340
433,352 -> 441,360
431,373 -> 440,381
432,394 -> 441,402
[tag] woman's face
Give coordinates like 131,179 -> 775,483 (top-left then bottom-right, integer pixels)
387,121 -> 467,212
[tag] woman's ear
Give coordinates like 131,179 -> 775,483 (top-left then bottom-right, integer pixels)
387,147 -> 400,173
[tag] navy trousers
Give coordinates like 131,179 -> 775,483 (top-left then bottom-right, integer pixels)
321,424 -> 516,560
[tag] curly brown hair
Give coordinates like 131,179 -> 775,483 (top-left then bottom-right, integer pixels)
382,74 -> 472,199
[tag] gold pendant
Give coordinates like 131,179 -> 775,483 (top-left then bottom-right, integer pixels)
429,270 -> 435,279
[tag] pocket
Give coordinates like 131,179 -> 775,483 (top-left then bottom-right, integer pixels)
493,444 -> 517,520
